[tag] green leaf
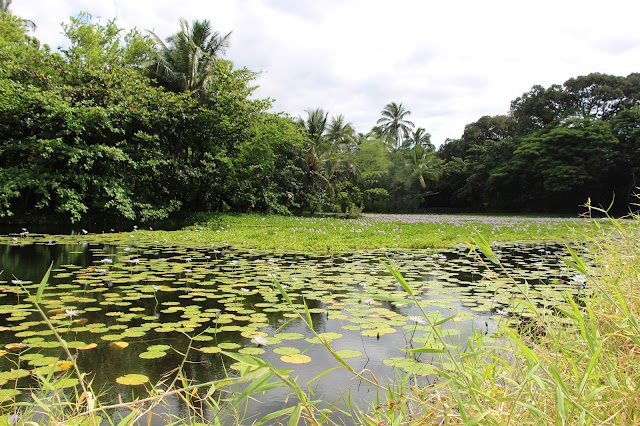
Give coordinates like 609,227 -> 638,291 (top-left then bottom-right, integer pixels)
221,350 -> 267,368
35,262 -> 53,303
383,263 -> 414,297
472,233 -> 499,265
563,245 -> 587,274
274,280 -> 292,304
408,346 -> 447,354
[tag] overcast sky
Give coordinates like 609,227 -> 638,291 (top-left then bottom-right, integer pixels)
11,0 -> 640,146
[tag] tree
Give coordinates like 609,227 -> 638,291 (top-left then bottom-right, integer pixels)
376,102 -> 415,151
61,12 -> 154,70
326,114 -> 356,152
1,0 -> 35,32
609,106 -> 640,207
563,73 -> 627,120
509,84 -> 568,135
503,119 -> 619,211
225,113 -> 307,214
150,18 -> 231,101
398,145 -> 442,190
403,127 -> 434,151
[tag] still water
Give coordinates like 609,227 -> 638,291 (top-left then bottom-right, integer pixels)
0,233 -> 578,424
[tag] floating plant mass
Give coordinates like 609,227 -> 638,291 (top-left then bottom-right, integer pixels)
0,226 -> 589,413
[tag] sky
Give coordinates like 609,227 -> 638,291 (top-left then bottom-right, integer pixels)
11,0 -> 640,146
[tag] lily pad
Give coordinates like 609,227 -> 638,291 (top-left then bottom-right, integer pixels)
139,351 -> 167,359
280,353 -> 312,364
198,346 -> 221,354
116,374 -> 149,386
273,346 -> 300,356
78,343 -> 98,351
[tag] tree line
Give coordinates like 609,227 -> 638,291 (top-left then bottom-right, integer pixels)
1,9 -> 638,225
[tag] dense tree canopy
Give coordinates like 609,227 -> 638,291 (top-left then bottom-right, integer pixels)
0,8 -> 638,224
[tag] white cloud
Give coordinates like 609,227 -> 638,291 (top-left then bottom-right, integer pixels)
11,0 -> 640,145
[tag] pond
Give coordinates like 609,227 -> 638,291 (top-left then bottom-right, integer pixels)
0,231 -> 584,424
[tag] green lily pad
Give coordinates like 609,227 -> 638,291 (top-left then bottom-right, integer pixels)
198,346 -> 221,354
217,342 -> 241,350
147,344 -> 170,352
273,346 -> 300,356
139,351 -> 167,359
116,374 -> 149,385
0,369 -> 30,380
280,353 -> 312,364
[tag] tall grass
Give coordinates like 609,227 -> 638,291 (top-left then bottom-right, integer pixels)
358,207 -> 640,425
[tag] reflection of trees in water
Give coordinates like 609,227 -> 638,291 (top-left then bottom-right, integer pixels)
0,243 -> 91,283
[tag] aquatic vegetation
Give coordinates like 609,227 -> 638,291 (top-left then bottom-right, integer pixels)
0,213 -> 622,424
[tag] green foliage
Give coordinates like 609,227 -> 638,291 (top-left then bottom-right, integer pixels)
2,8 -> 640,222
433,73 -> 640,214
375,101 -> 415,151
149,18 -> 231,100
225,113 -> 307,214
0,14 -> 278,222
61,12 -> 154,70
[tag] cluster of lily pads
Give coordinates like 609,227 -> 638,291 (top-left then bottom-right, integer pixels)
0,232 -> 582,408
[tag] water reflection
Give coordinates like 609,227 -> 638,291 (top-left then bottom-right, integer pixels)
0,238 -> 575,423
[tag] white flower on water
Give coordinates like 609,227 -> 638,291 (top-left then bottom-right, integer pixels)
81,229 -> 88,234
65,309 -> 78,317
362,298 -> 374,305
253,336 -> 268,346
128,258 -> 140,265
240,288 -> 250,292
11,279 -> 22,285
409,316 -> 426,325
152,285 -> 160,292
100,258 -> 113,264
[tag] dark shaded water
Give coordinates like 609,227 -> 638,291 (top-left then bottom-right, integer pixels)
0,235 -> 577,424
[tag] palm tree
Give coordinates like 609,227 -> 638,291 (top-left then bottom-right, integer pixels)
1,0 -> 36,31
297,108 -> 329,157
399,145 -> 442,190
326,114 -> 356,153
150,18 -> 231,100
325,114 -> 358,180
376,102 -> 415,151
403,127 -> 435,151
